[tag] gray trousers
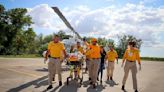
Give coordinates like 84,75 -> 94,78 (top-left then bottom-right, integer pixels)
122,61 -> 138,89
107,61 -> 114,77
89,59 -> 100,84
86,59 -> 90,76
48,58 -> 62,85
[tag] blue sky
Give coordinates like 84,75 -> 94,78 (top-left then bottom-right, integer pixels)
1,0 -> 164,9
1,0 -> 164,57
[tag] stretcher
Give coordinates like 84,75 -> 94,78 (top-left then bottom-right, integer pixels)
66,51 -> 84,86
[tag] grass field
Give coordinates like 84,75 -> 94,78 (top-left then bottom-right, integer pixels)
141,57 -> 164,61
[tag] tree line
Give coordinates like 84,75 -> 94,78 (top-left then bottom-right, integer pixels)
0,4 -> 142,58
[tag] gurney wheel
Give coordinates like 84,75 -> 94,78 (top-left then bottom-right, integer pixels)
78,79 -> 82,88
80,78 -> 83,85
67,78 -> 69,85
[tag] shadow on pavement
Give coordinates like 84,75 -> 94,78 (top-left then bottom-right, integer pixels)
35,67 -> 70,72
35,68 -> 48,72
7,75 -> 48,92
86,83 -> 106,92
58,81 -> 80,92
6,75 -> 121,92
83,79 -> 107,92
42,85 -> 60,92
43,80 -> 81,92
105,80 -> 119,87
83,80 -> 90,88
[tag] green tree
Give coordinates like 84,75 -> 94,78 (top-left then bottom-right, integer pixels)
24,28 -> 36,54
43,34 -> 53,44
36,34 -> 52,55
97,38 -> 108,46
0,4 -> 34,55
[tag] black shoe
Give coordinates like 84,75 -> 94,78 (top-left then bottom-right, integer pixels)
110,77 -> 113,81
47,85 -> 53,90
122,85 -> 125,90
93,84 -> 96,89
100,80 -> 102,84
135,89 -> 138,92
90,81 -> 93,85
59,81 -> 62,86
97,77 -> 99,81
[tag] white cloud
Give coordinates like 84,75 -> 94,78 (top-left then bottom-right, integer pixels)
27,4 -> 164,47
27,4 -> 67,32
68,4 -> 164,47
76,5 -> 90,12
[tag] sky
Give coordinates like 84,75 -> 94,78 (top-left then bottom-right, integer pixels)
1,0 -> 164,57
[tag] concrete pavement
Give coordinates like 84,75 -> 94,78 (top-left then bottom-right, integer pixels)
0,58 -> 164,92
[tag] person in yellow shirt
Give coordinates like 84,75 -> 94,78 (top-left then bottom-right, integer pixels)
77,42 -> 84,54
45,35 -> 67,90
106,44 -> 118,81
69,41 -> 84,77
70,42 -> 84,54
88,38 -> 101,88
121,41 -> 141,92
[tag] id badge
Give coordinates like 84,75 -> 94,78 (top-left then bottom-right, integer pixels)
128,51 -> 133,57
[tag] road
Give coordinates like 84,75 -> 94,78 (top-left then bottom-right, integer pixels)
0,58 -> 164,92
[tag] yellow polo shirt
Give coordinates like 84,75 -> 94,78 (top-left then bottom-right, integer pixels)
77,46 -> 84,54
89,44 -> 101,58
107,50 -> 118,62
48,41 -> 65,58
123,48 -> 141,64
85,49 -> 91,59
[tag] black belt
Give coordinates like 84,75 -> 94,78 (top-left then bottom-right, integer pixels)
127,60 -> 135,62
86,58 -> 90,60
91,58 -> 100,59
50,57 -> 60,59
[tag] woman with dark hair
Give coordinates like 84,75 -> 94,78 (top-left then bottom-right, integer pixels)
121,41 -> 141,92
97,46 -> 106,83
